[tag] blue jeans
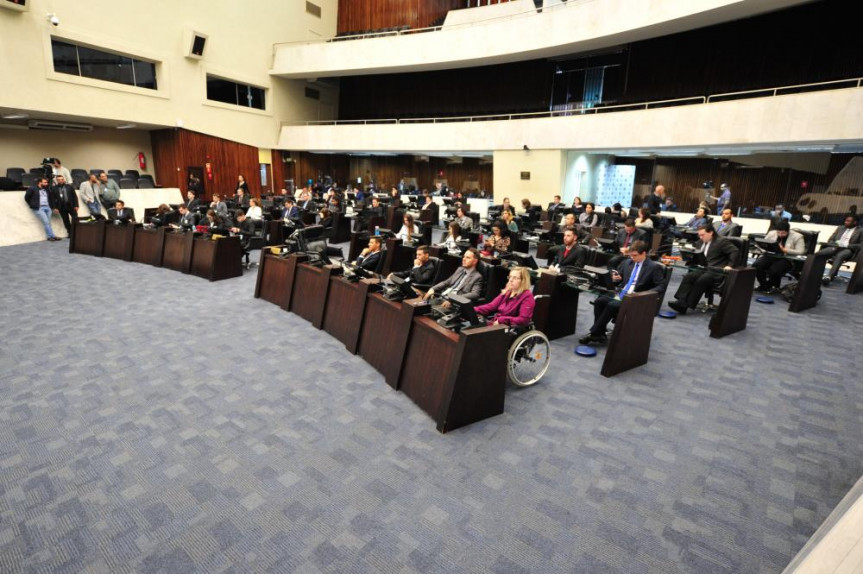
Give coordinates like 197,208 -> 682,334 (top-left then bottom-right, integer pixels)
86,201 -> 101,217
33,206 -> 56,239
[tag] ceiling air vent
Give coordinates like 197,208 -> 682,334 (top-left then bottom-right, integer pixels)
28,120 -> 93,132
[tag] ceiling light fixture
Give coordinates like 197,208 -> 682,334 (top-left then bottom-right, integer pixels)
2,113 -> 29,120
116,123 -> 137,129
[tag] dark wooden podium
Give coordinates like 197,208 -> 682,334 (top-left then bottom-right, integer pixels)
533,270 -> 579,340
290,263 -> 337,328
133,227 -> 165,266
69,219 -> 105,257
789,251 -> 830,313
359,295 -> 430,388
846,248 -> 863,295
190,237 -> 243,281
255,252 -> 307,310
600,291 -> 659,378
322,276 -> 377,353
709,267 -> 756,338
399,317 -> 510,433
103,223 -> 137,261
162,231 -> 194,274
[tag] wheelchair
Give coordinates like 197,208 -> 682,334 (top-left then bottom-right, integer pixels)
505,324 -> 550,387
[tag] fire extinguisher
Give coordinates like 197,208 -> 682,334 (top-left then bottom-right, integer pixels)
205,157 -> 213,181
137,152 -> 147,170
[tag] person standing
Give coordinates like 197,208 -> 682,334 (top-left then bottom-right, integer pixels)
97,171 -> 121,208
24,177 -> 60,241
51,174 -> 79,236
51,158 -> 71,185
78,174 -> 103,217
715,183 -> 732,214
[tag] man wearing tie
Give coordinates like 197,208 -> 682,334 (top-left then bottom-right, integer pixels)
174,205 -> 199,230
51,174 -> 78,236
579,241 -> 666,345
282,198 -> 300,221
108,200 -> 135,224
668,224 -> 739,314
607,218 -> 646,269
424,248 -> 485,307
820,215 -> 862,285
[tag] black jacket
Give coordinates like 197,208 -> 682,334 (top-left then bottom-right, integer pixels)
393,261 -> 436,286
549,244 -> 587,268
52,184 -> 79,210
694,236 -> 740,268
614,228 -> 647,250
24,185 -> 56,210
614,257 -> 667,294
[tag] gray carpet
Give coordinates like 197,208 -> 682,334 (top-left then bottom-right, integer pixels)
1,240 -> 861,573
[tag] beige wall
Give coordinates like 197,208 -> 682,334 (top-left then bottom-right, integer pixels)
0,127 -> 154,177
493,149 -> 565,208
564,152 -> 613,204
0,0 -> 338,149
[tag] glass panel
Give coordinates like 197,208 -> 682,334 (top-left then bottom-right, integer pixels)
51,39 -> 80,76
207,77 -> 238,105
133,60 -> 157,90
78,46 -> 134,86
249,86 -> 265,110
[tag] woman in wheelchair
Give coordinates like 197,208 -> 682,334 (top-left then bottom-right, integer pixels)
474,267 -> 535,327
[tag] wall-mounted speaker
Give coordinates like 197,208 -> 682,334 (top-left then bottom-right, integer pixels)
184,30 -> 208,59
2,0 -> 29,12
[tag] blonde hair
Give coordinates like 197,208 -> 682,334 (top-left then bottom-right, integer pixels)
505,266 -> 531,297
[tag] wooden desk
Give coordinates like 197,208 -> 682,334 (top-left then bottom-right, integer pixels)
103,223 -> 137,261
264,220 -> 284,246
709,267 -> 756,338
190,237 -> 243,281
381,237 -> 403,276
290,263 -> 337,328
69,219 -> 105,257
162,231 -> 194,274
255,252 -> 307,310
789,251 -> 830,312
322,276 -> 377,353
358,295 -> 430,388
601,291 -> 659,378
847,248 -> 863,294
399,317 -> 510,433
533,271 -> 579,340
132,227 -> 165,266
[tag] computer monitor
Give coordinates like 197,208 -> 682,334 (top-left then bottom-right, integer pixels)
304,239 -> 332,266
510,251 -> 538,270
387,275 -> 418,301
583,265 -> 615,291
446,293 -> 482,326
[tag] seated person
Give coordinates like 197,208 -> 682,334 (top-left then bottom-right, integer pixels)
664,197 -> 678,212
548,226 -> 587,269
579,241 -> 667,344
184,190 -> 201,210
423,248 -> 485,307
634,207 -> 654,229
714,208 -> 740,237
149,203 -> 173,227
204,209 -> 232,231
233,188 -> 250,209
397,213 -> 420,242
667,224 -> 739,314
230,211 -> 258,265
754,221 -> 805,293
246,198 -> 263,220
684,207 -> 709,230
454,206 -> 473,232
209,194 -> 228,217
108,200 -> 135,223
607,218 -> 647,269
420,195 -> 434,211
571,197 -> 585,215
389,186 -> 402,207
501,210 -> 519,233
388,245 -> 435,291
318,207 -> 333,229
772,204 -> 792,221
500,197 -> 515,216
282,198 -> 300,222
482,221 -> 511,256
548,195 -> 566,218
355,236 -> 383,272
820,215 -> 862,285
297,189 -> 315,212
578,203 -> 599,227
475,266 -> 536,327
357,197 -> 384,231
174,204 -> 199,230
438,222 -> 463,254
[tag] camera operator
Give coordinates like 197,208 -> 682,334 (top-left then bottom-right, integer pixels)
50,158 -> 71,185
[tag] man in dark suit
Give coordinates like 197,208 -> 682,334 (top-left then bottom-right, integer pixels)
356,236 -> 383,272
233,189 -> 250,209
668,224 -> 739,314
820,215 -> 862,285
388,245 -> 436,291
51,174 -> 79,236
424,248 -> 485,305
548,226 -> 587,269
174,205 -> 199,230
715,208 -> 741,237
108,200 -> 135,224
579,241 -> 667,344
357,196 -> 385,232
282,198 -> 300,221
185,191 -> 202,211
646,184 -> 665,214
547,195 -> 566,219
607,219 -> 647,269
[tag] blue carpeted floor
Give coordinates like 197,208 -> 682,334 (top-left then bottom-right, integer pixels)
1,239 -> 861,573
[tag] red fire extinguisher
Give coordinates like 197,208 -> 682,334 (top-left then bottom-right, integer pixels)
205,157 -> 213,181
137,152 -> 147,170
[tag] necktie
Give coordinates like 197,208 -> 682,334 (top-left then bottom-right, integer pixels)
702,241 -> 710,256
624,233 -> 632,248
450,271 -> 467,293
620,262 -> 640,295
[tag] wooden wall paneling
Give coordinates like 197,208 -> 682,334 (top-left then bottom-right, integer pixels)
150,129 -> 182,190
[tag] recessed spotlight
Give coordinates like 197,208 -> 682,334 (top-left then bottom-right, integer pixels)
116,123 -> 137,129
2,113 -> 29,120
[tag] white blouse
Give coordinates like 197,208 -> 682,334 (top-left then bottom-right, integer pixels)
246,205 -> 263,220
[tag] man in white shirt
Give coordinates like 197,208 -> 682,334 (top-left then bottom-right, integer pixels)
820,215 -> 862,285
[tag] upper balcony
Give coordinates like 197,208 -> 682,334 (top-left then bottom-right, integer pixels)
271,0 -> 808,79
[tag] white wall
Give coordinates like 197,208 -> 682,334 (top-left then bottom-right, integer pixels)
564,152 -> 612,204
493,149 -> 565,208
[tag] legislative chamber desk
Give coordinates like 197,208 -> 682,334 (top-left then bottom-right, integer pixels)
399,317 -> 510,433
132,227 -> 165,266
322,276 -> 378,353
69,219 -> 105,257
162,231 -> 194,273
290,263 -> 338,328
190,236 -> 243,281
255,252 -> 307,310
708,267 -> 756,338
847,248 -> 863,295
358,295 -> 430,389
789,251 -> 830,312
532,270 -> 579,340
600,291 -> 659,378
103,223 -> 137,261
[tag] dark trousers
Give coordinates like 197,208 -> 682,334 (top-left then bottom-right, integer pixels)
590,296 -> 621,336
819,246 -> 855,279
674,269 -> 723,308
57,208 -> 77,233
754,255 -> 792,289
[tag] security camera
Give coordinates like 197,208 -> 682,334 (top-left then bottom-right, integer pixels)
47,14 -> 60,27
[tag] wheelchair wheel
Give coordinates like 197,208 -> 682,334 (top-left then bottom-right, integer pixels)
506,329 -> 550,387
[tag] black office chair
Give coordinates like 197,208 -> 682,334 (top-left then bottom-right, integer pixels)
6,168 -> 25,184
124,170 -> 140,180
119,178 -> 137,189
413,257 -> 441,292
137,178 -> 155,189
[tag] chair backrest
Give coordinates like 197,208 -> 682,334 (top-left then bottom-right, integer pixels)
136,178 -> 155,189
29,167 -> 45,175
89,169 -> 103,176
792,229 -> 819,254
124,170 -> 140,179
119,178 -> 137,189
107,169 -> 123,178
21,173 -> 36,187
108,174 -> 121,185
6,168 -> 25,183
374,249 -> 388,274
724,236 -> 749,267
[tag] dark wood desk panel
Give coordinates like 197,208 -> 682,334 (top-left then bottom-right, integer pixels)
601,291 -> 659,378
358,295 -> 429,389
290,263 -> 336,328
255,253 -> 306,310
103,223 -> 137,261
789,251 -> 830,313
322,277 -> 376,353
163,231 -> 194,273
349,231 -> 369,262
264,220 -> 284,246
709,267 -> 756,338
381,237 -> 403,276
533,271 -> 579,340
400,317 -> 509,433
847,248 -> 863,294
190,237 -> 243,281
70,219 -> 105,257
133,227 -> 165,266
